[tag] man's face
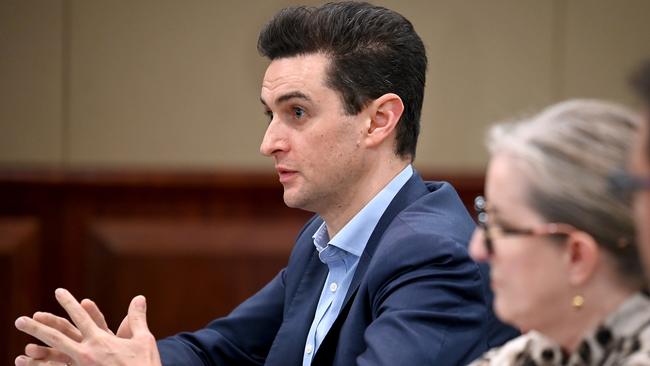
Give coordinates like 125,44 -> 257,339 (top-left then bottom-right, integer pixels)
259,53 -> 368,215
631,112 -> 650,280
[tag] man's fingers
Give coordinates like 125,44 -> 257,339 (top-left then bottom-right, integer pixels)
127,295 -> 151,337
15,355 -> 69,366
116,315 -> 132,338
24,343 -> 73,364
32,312 -> 82,342
54,288 -> 97,337
81,298 -> 113,334
14,316 -> 77,356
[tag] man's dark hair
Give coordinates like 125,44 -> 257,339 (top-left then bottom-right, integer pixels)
257,1 -> 427,159
631,60 -> 650,158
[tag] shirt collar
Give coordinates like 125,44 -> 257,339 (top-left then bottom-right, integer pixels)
312,164 -> 413,257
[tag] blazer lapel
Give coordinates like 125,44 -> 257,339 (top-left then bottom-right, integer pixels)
265,219 -> 329,366
313,172 -> 429,363
341,172 -> 429,308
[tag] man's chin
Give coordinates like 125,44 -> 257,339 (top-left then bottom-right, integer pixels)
282,191 -> 315,212
282,191 -> 303,209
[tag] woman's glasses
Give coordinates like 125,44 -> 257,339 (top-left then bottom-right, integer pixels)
474,196 -> 577,255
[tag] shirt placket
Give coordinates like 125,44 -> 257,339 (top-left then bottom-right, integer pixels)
303,247 -> 346,365
315,259 -> 345,346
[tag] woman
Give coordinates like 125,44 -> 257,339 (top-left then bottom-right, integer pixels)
468,99 -> 650,365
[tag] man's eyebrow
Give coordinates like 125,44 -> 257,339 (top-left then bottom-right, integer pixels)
260,91 -> 311,107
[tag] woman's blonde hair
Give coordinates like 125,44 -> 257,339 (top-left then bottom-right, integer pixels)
487,99 -> 644,287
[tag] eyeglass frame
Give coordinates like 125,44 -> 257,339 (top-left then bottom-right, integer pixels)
473,195 -> 578,255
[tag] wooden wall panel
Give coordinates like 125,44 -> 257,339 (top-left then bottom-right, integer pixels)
86,218 -> 303,337
0,169 -> 310,313
0,218 -> 40,365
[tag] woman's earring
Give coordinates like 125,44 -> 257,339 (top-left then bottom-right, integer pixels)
572,295 -> 585,310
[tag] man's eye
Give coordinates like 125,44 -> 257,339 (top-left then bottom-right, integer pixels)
264,110 -> 273,122
293,107 -> 305,119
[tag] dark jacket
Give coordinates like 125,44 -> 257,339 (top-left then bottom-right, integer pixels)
157,173 -> 518,365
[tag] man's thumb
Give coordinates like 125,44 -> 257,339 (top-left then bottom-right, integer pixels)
128,295 -> 150,336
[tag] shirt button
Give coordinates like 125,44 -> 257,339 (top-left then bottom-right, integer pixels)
306,344 -> 313,354
330,282 -> 338,292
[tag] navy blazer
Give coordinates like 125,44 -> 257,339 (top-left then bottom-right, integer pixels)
157,173 -> 518,365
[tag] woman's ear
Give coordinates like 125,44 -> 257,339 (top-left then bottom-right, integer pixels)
565,231 -> 600,286
365,93 -> 404,148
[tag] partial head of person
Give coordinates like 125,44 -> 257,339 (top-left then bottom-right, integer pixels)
628,61 -> 650,281
256,2 -> 426,224
469,99 -> 644,350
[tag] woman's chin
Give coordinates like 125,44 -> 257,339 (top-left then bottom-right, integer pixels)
494,299 -> 525,330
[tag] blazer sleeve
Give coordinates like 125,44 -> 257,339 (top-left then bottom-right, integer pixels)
357,219 -> 505,366
157,269 -> 286,366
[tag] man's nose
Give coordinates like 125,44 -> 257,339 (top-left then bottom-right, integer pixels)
260,120 -> 288,157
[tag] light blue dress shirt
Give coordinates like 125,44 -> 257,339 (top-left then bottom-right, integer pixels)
301,165 -> 413,366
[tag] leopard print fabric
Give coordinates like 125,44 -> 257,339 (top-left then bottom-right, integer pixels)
468,293 -> 650,366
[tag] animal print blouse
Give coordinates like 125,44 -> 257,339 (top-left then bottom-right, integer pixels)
468,293 -> 650,366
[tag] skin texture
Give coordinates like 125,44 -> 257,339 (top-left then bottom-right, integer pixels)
14,289 -> 160,366
14,53 -> 408,365
260,54 -> 366,228
469,154 -> 572,333
468,153 -> 634,352
260,53 -> 407,236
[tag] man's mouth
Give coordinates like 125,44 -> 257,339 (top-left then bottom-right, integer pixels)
276,166 -> 298,183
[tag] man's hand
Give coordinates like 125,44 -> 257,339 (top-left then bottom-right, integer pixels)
14,288 -> 161,366
19,298 -> 110,365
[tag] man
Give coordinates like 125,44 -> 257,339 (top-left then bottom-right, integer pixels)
629,61 -> 650,278
15,2 -> 516,365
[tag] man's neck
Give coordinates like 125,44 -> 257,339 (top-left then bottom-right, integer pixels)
321,158 -> 410,238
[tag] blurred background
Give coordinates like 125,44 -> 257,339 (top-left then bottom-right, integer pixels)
1,0 -> 649,363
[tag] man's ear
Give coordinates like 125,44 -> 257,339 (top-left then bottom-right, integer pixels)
565,231 -> 600,286
365,93 -> 404,148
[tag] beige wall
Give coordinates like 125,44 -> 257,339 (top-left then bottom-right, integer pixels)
1,0 -> 649,171
0,0 -> 64,165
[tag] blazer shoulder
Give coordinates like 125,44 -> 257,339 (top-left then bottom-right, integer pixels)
366,185 -> 478,281
379,180 -> 476,253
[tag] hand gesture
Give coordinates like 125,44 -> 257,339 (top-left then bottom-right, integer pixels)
15,288 -> 161,366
